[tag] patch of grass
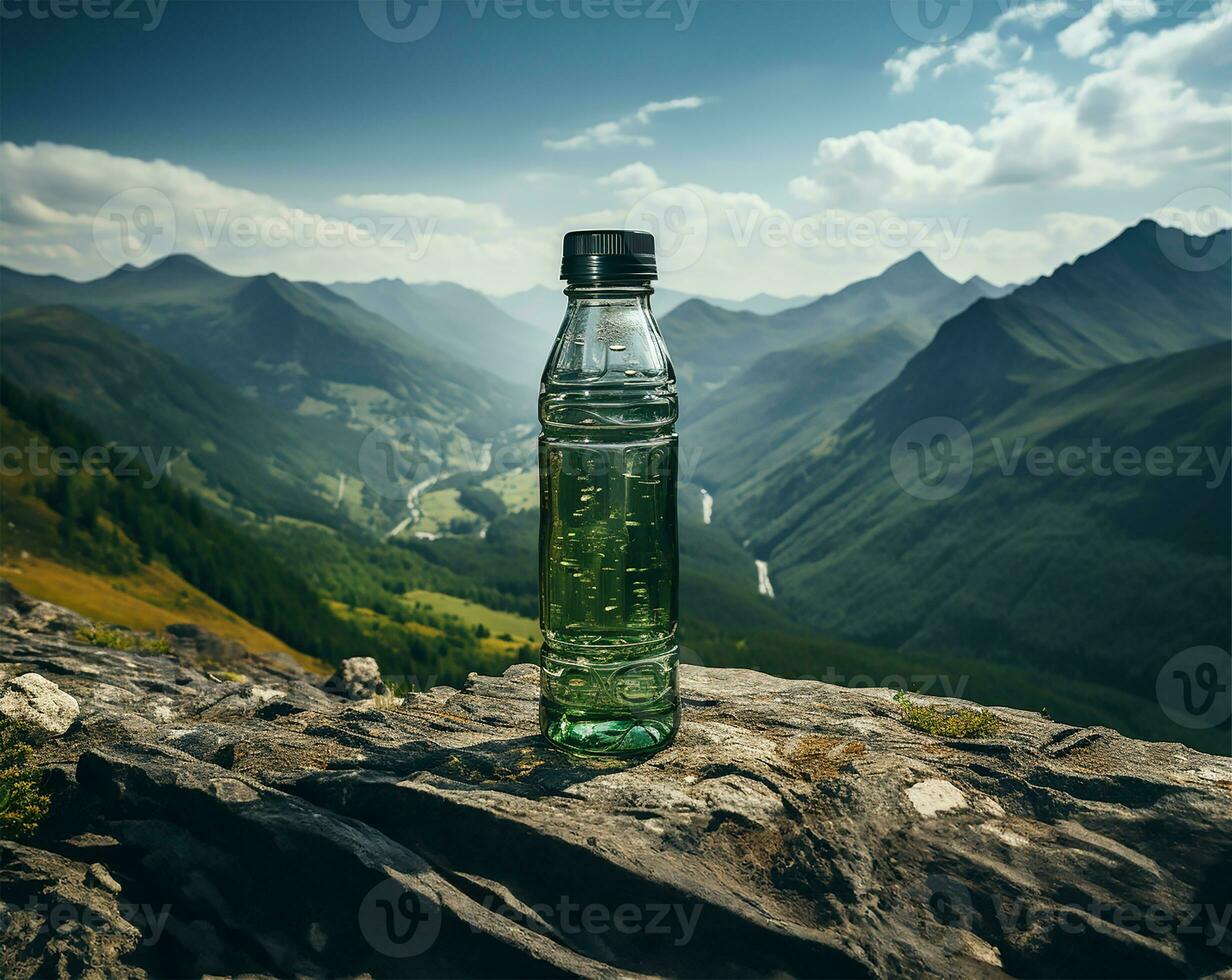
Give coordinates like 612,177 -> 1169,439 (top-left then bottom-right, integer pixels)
374,676 -> 418,711
0,721 -> 50,841
482,468 -> 538,513
403,589 -> 541,655
5,554 -> 322,671
895,691 -> 1000,739
76,624 -> 173,654
415,488 -> 469,536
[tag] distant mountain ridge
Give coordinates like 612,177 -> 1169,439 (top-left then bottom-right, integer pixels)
674,252 -> 1010,497
1,254 -> 523,451
488,283 -> 820,330
730,220 -> 1231,711
660,251 -> 1006,394
322,277 -> 548,390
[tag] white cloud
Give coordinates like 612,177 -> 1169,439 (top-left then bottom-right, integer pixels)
815,3 -> 1231,205
884,0 -> 1065,92
597,162 -> 665,200
2,193 -> 92,228
634,97 -> 704,123
1057,0 -> 1157,58
940,211 -> 1125,284
335,192 -> 510,231
997,0 -> 1068,28
885,44 -> 945,93
0,141 -> 551,293
790,119 -> 992,205
543,96 -> 705,150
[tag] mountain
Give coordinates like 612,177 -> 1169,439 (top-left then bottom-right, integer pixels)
965,274 -> 1015,300
322,278 -> 549,388
490,284 -> 703,326
732,221 -> 1231,710
487,283 -> 808,328
713,291 -> 817,316
660,251 -> 1003,394
0,256 -> 524,450
0,305 -> 375,525
684,323 -> 926,499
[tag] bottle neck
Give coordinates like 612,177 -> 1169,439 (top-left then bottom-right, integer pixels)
563,281 -> 655,305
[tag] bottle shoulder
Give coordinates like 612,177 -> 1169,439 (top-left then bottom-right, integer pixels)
539,380 -> 677,433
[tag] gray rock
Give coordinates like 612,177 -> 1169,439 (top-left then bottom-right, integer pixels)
2,581 -> 1231,978
324,655 -> 389,700
0,671 -> 79,741
0,842 -> 146,980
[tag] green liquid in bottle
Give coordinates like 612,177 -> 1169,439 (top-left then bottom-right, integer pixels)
538,254 -> 679,757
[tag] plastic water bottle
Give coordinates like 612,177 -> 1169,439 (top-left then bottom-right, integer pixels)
538,230 -> 680,756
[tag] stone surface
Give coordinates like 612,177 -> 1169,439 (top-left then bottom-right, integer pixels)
0,672 -> 79,742
324,655 -> 389,700
1,581 -> 1231,978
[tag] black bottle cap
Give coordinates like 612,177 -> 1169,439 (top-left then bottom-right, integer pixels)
560,229 -> 657,282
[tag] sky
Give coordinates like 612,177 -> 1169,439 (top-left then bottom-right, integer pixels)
1,0 -> 1229,299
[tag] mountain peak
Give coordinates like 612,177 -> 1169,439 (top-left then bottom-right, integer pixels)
885,250 -> 942,276
863,250 -> 955,295
107,252 -> 222,281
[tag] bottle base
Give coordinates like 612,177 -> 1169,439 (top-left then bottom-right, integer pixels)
540,701 -> 679,758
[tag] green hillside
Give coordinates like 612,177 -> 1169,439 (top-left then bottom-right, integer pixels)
324,277 -> 549,393
684,323 -> 924,500
0,305 -> 384,527
0,382 -> 514,686
732,222 -> 1231,746
0,256 -> 523,449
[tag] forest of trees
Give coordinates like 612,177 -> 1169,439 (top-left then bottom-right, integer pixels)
1,382 -> 503,685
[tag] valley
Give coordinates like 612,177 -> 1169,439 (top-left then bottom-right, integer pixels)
2,222 -> 1227,752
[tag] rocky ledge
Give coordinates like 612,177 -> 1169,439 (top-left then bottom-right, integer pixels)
1,581 -> 1230,979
